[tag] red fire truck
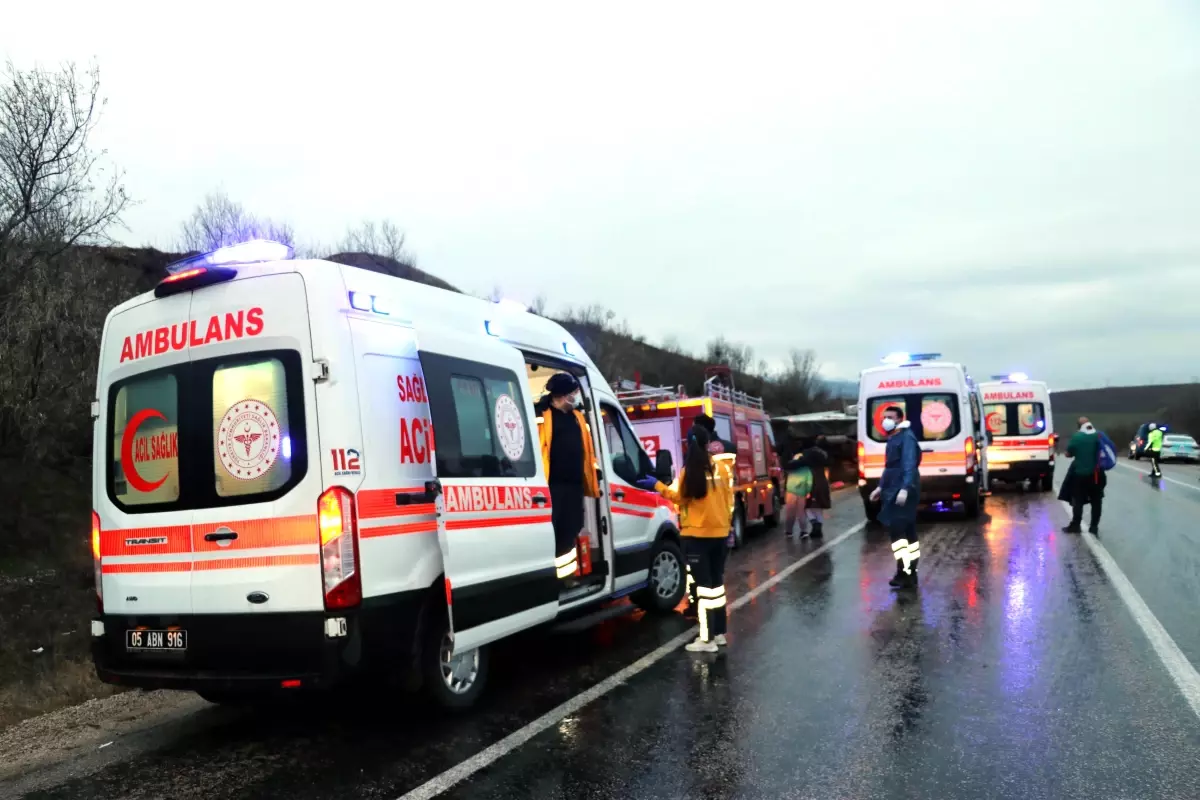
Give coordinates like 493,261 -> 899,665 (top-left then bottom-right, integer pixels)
614,370 -> 783,548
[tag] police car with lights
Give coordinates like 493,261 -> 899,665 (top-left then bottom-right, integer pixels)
89,241 -> 686,708
856,352 -> 990,520
977,374 -> 1056,491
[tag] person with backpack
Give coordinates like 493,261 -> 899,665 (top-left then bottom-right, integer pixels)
1061,417 -> 1114,534
868,405 -> 923,589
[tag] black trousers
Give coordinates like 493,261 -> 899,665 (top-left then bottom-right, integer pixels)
1149,450 -> 1162,476
550,482 -> 584,578
684,537 -> 728,641
889,519 -> 920,574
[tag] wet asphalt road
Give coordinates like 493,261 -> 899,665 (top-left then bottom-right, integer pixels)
5,463 -> 1200,799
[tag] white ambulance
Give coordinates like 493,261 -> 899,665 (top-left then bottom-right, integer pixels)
856,353 -> 991,520
89,241 -> 686,709
978,374 -> 1055,491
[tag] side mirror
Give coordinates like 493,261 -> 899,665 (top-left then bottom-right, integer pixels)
655,450 -> 674,483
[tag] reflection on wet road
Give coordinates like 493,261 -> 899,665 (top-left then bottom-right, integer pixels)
6,468 -> 1200,799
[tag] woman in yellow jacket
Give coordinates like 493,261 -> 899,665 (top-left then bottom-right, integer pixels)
638,425 -> 734,652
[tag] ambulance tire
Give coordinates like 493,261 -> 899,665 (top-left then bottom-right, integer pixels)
1040,474 -> 1054,492
633,537 -> 687,614
863,499 -> 880,523
964,488 -> 982,519
421,605 -> 489,711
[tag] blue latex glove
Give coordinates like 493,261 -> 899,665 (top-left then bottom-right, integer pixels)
634,476 -> 659,491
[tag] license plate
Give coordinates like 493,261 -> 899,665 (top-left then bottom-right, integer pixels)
126,629 -> 187,652
989,462 -> 1009,470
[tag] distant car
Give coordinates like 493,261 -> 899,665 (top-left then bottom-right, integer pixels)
1161,434 -> 1199,463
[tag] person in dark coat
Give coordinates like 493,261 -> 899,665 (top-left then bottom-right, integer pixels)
1059,417 -> 1106,534
869,406 -> 922,588
794,435 -> 832,538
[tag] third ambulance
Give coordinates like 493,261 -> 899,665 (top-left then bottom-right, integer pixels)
978,374 -> 1055,491
89,241 -> 686,710
857,353 -> 990,520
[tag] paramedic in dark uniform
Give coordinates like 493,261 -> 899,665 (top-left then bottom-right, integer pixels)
537,373 -> 600,582
869,405 -> 922,588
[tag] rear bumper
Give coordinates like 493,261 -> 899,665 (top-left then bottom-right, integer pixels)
91,592 -> 425,692
858,474 -> 977,503
987,460 -> 1053,480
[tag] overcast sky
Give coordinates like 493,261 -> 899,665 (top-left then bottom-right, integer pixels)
5,1 -> 1200,389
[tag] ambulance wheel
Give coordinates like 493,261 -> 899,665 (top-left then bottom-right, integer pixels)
633,538 -> 686,614
421,611 -> 488,711
963,488 -> 982,519
863,499 -> 880,523
1040,474 -> 1054,492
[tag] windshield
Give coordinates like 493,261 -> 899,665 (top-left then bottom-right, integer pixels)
107,350 -> 308,513
867,394 -> 961,443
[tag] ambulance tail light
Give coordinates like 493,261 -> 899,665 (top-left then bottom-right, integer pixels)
318,487 -> 361,610
965,437 -> 976,468
857,442 -> 865,479
91,511 -> 103,611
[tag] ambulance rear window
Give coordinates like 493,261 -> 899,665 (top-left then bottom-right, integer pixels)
106,350 -> 308,513
868,394 -> 961,443
985,403 -> 1047,436
111,372 -> 181,506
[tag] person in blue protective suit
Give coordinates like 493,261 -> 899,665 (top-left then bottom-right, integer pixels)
869,405 -> 923,589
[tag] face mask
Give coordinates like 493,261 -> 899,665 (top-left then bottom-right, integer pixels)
570,393 -> 584,409
882,418 -> 898,433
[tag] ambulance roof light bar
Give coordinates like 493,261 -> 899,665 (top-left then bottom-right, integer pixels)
166,239 -> 294,275
990,372 -> 1030,383
881,352 -> 941,366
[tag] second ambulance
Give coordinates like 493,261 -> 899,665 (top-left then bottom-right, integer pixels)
857,353 -> 991,520
978,374 -> 1055,491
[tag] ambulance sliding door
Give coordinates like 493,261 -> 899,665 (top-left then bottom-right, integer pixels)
417,327 -> 558,655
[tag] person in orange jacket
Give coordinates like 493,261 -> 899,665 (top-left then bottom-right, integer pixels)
637,425 -> 734,652
537,373 -> 600,583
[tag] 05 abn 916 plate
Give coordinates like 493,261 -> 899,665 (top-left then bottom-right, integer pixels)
126,629 -> 187,651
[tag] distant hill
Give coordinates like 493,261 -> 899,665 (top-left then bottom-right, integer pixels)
1049,383 -> 1200,442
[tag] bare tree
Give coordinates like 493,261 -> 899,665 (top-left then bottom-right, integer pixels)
0,60 -> 130,458
0,60 -> 128,261
337,219 -> 411,263
529,294 -> 547,316
179,191 -> 294,252
705,335 -> 755,374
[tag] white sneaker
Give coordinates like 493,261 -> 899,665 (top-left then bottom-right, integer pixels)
685,637 -> 719,653
714,634 -> 728,647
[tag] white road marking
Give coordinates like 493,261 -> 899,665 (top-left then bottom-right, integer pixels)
1114,460 -> 1200,493
1078,530 -> 1200,719
396,522 -> 867,800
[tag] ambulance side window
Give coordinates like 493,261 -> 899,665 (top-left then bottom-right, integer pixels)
423,354 -> 536,479
111,370 -> 181,507
600,404 -> 649,484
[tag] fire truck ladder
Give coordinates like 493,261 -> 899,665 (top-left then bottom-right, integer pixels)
703,376 -> 764,410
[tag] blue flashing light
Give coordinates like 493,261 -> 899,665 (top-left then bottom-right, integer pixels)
349,291 -> 390,316
281,436 -> 293,460
1008,372 -> 1029,383
167,239 -> 293,274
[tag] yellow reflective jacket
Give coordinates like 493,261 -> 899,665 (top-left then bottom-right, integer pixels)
538,408 -> 601,498
655,459 -> 734,538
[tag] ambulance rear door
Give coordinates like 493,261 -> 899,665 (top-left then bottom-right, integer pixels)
100,292 -> 195,616
187,272 -> 325,615
417,326 -> 558,655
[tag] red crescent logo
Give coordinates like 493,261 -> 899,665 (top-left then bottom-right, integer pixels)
121,408 -> 169,494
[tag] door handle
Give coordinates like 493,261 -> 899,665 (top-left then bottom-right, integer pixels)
614,490 -> 626,501
396,480 -> 442,505
532,493 -> 548,506
204,528 -> 238,543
